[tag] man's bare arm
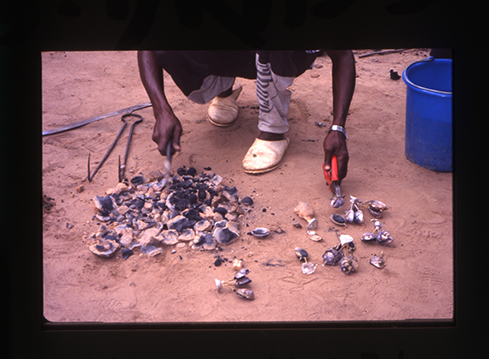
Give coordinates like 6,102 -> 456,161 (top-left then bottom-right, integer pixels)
322,50 -> 356,182
137,50 -> 182,155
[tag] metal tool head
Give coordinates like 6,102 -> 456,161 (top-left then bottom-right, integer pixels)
330,182 -> 345,208
330,196 -> 345,208
88,118 -> 128,183
119,113 -> 143,182
121,113 -> 143,124
164,141 -> 172,179
324,157 -> 344,208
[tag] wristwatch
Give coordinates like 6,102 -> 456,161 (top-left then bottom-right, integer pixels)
328,125 -> 348,140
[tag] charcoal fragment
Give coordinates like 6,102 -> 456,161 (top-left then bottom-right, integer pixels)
214,227 -> 239,245
180,180 -> 193,189
93,195 -> 116,212
169,193 -> 188,211
127,198 -> 145,210
223,186 -> 239,201
241,196 -> 253,206
156,201 -> 166,210
197,189 -> 206,201
188,193 -> 198,204
130,175 -> 145,186
196,233 -> 216,251
96,210 -> 111,222
213,207 -> 228,217
166,215 -> 193,232
194,235 -> 206,246
111,193 -> 122,205
122,248 -> 134,260
177,167 -> 187,176
214,220 -> 227,228
224,186 -> 237,194
183,208 -> 204,222
104,234 -> 118,242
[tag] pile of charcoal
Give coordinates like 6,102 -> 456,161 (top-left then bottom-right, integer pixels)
85,167 -> 252,260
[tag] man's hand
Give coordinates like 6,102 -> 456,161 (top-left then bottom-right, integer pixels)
323,130 -> 348,183
152,109 -> 182,156
138,50 -> 182,157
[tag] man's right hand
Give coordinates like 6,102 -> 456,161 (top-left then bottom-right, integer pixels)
152,109 -> 182,156
323,129 -> 348,183
138,50 -> 183,158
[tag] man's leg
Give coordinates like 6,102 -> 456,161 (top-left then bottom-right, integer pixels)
217,87 -> 233,98
242,54 -> 295,174
255,55 -> 295,138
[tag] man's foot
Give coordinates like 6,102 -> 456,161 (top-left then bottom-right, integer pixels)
207,86 -> 242,127
242,137 -> 289,174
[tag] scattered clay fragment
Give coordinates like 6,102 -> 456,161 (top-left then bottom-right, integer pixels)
178,228 -> 195,242
122,248 -> 134,260
141,244 -> 163,257
148,170 -> 164,181
233,259 -> 243,270
241,196 -> 253,206
250,228 -> 270,239
294,202 -> 318,229
292,220 -> 303,228
307,230 -> 322,242
89,238 -> 120,258
214,227 -> 239,245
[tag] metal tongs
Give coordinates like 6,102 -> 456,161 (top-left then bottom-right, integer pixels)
323,155 -> 345,208
88,113 -> 143,182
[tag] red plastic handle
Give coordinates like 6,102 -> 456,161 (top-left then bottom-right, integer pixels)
323,155 -> 339,192
331,155 -> 339,182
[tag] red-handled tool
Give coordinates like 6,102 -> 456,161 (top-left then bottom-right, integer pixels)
323,156 -> 339,190
323,155 -> 345,208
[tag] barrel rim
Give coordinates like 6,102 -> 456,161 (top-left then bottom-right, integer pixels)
402,58 -> 452,96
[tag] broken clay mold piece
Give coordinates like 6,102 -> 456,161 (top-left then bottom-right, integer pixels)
89,239 -> 120,258
294,202 -> 318,229
251,227 -> 270,239
370,252 -> 387,269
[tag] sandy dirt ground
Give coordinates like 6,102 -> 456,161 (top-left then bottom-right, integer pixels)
42,49 -> 452,324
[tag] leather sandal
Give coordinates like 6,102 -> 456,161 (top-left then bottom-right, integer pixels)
207,86 -> 242,127
242,138 -> 289,174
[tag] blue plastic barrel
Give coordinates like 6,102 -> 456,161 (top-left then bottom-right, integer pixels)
402,57 -> 452,172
